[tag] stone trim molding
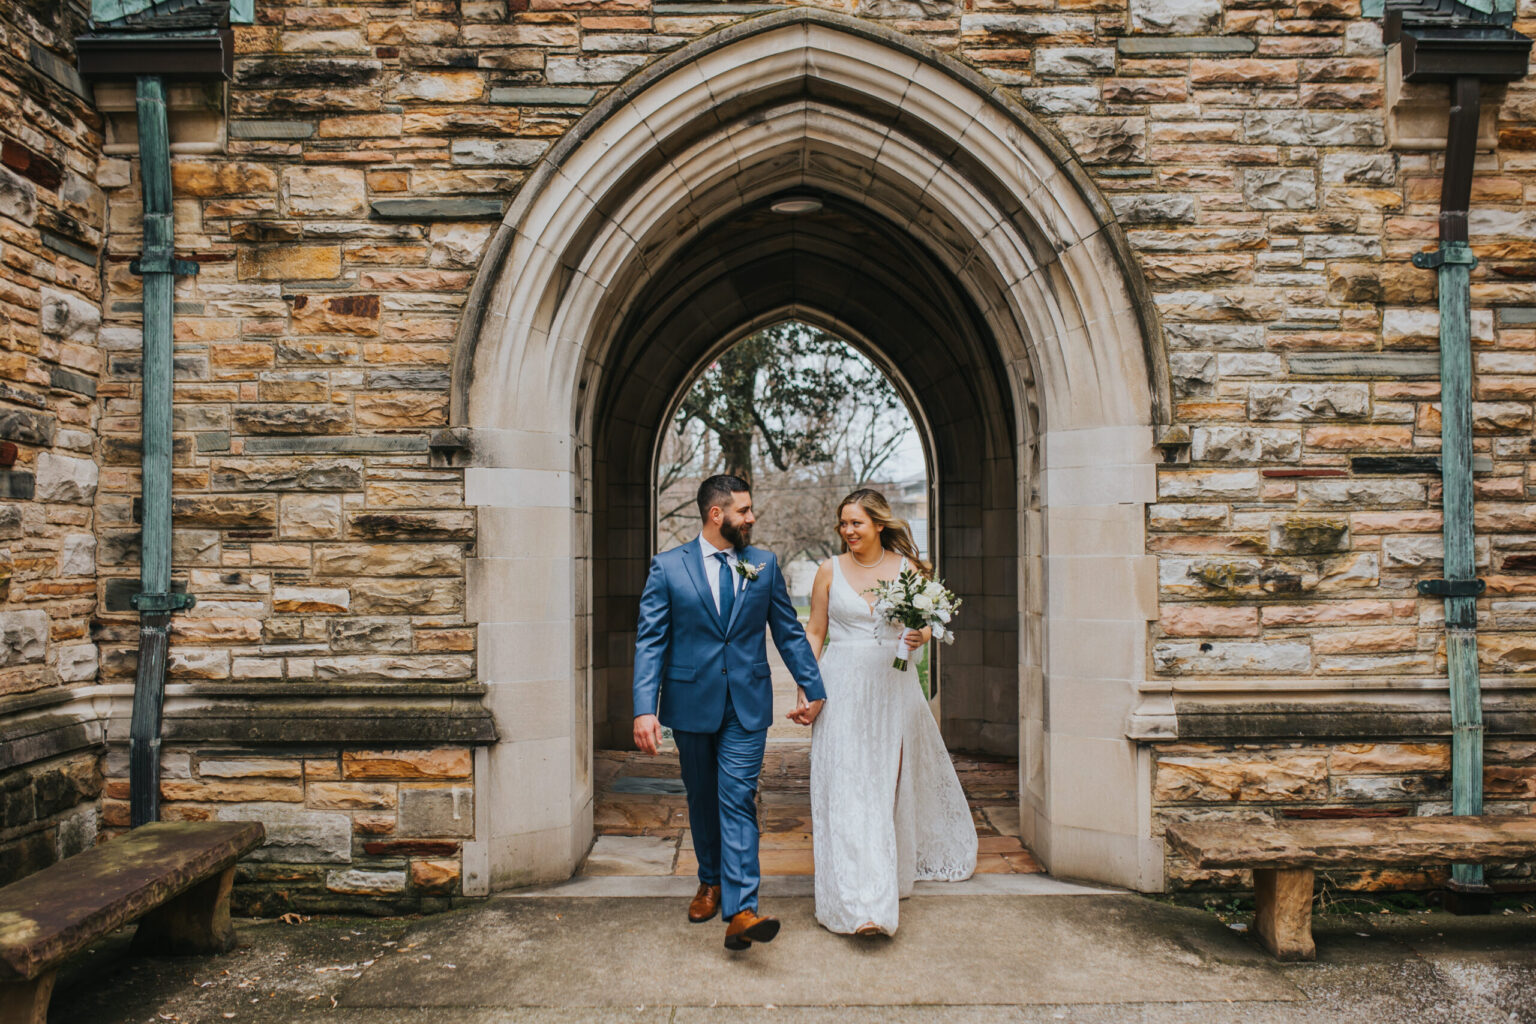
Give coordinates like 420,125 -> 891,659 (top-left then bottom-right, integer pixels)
455,10 -> 1167,891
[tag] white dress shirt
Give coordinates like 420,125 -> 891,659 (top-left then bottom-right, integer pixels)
697,533 -> 740,614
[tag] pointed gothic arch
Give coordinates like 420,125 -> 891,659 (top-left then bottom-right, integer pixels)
451,9 -> 1170,893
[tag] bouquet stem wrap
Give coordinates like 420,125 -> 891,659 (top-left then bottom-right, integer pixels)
892,634 -> 911,672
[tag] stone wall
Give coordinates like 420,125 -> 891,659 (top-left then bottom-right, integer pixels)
101,745 -> 473,912
1155,739 -> 1536,889
0,0 -> 106,884
24,0 -> 1536,900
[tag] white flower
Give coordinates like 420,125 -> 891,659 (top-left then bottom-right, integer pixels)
912,592 -> 934,611
734,559 -> 766,581
936,608 -> 951,624
923,581 -> 943,598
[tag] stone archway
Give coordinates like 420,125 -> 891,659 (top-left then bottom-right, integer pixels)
451,9 -> 1169,892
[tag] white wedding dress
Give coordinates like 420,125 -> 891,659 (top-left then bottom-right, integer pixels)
810,556 -> 978,935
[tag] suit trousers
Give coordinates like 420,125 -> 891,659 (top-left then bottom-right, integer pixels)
673,688 -> 767,917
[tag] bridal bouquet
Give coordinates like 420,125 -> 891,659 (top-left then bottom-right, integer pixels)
866,568 -> 961,671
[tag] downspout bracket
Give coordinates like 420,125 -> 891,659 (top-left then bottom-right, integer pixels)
1416,578 -> 1486,598
129,258 -> 200,276
1412,245 -> 1478,270
130,591 -> 197,612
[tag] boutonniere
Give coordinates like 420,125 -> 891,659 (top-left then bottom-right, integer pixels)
734,558 -> 766,582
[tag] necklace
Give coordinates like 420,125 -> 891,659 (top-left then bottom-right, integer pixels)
849,548 -> 886,569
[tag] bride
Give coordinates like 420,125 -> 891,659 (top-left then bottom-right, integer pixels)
788,488 -> 977,936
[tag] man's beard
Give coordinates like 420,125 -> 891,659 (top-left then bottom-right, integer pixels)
720,517 -> 751,550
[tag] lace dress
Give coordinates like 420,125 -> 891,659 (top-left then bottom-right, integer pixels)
810,556 -> 978,936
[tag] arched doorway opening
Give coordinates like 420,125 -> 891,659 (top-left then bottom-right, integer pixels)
648,319 -> 938,722
452,10 -> 1168,893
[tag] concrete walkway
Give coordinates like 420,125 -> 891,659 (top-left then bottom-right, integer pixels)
50,888 -> 1536,1023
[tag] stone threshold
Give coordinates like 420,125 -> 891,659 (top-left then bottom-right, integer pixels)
495,874 -> 1123,899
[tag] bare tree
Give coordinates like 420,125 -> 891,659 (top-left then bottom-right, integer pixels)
657,320 -> 920,564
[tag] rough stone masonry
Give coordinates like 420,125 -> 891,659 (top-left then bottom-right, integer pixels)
1,0 -> 1535,909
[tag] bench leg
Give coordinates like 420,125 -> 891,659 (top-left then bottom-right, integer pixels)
0,970 -> 55,1024
1253,866 -> 1315,962
131,864 -> 238,956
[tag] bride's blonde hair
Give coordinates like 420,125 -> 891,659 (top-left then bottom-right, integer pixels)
836,488 -> 932,576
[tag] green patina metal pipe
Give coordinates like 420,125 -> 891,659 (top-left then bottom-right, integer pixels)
128,75 -> 195,827
1413,75 -> 1487,895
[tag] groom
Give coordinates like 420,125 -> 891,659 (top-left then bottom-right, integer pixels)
633,474 -> 826,950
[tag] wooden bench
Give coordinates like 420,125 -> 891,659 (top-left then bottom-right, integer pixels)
0,820 -> 264,1024
1166,815 -> 1536,962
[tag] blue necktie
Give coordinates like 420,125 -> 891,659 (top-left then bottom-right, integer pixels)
714,550 -> 736,625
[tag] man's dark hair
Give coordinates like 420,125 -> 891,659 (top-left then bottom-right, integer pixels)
697,474 -> 751,519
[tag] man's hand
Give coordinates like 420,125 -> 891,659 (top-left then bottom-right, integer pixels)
633,714 -> 662,755
785,693 -> 825,726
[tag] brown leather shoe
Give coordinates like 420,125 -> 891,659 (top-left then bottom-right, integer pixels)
724,908 -> 780,950
688,883 -> 721,923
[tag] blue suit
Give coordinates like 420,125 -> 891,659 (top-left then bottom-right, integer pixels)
633,540 -> 824,916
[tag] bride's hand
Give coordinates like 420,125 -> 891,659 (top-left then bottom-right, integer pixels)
903,628 -> 929,652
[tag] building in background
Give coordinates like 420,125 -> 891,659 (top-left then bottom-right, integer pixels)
0,0 -> 1533,909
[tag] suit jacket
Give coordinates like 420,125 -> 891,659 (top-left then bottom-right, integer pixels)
633,541 -> 826,734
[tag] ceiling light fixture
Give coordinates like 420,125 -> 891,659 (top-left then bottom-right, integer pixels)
770,195 -> 823,215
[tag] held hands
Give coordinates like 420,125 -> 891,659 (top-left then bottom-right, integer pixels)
633,714 -> 663,755
785,690 -> 825,726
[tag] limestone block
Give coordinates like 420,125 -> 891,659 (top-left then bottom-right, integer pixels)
51,642 -> 97,683
1269,515 -> 1349,555
1191,426 -> 1300,463
236,246 -> 342,281
1057,116 -> 1146,164
1332,743 -> 1449,773
289,294 -> 381,338
40,287 -> 101,342
1021,87 -> 1099,116
0,505 -> 20,541
167,648 -> 231,680
1148,503 -> 1228,532
410,858 -> 460,894
1168,352 -> 1216,396
1300,478 -> 1427,509
280,494 -> 344,539
1163,324 -> 1264,350
1254,867 -> 1315,962
1158,605 -> 1259,637
1154,640 -> 1311,675
328,618 -> 413,652
283,165 -> 367,216
1320,152 -> 1396,186
312,654 -> 473,681
217,802 -> 352,863
273,586 -> 351,613
1155,289 -> 1282,322
1109,193 -> 1197,225
171,161 -> 278,196
1479,634 -> 1536,672
397,783 -> 474,837
307,782 -> 397,809
58,533 -> 96,576
1248,383 -> 1370,421
1130,0 -> 1220,34
1244,112 -> 1384,147
1327,262 -> 1436,305
213,458 -> 363,492
1157,469 -> 1260,501
1243,169 -> 1317,211
343,749 -> 472,779
35,452 -> 99,504
198,758 -> 304,778
313,543 -> 464,576
98,158 -> 132,189
0,165 -> 37,225
546,55 -> 648,84
351,579 -> 463,615
1154,754 -> 1329,802
326,868 -> 408,894
232,403 -> 353,434
0,610 -> 48,667
172,495 -> 278,528
390,71 -> 484,102
1035,47 -> 1116,76
0,409 -> 57,447
429,223 -> 496,268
